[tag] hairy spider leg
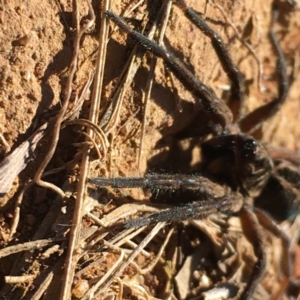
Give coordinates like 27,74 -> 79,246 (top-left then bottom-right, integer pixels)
105,10 -> 233,129
90,174 -> 264,298
240,3 -> 289,133
253,207 -> 292,282
90,173 -> 225,190
124,198 -> 233,228
176,0 -> 245,122
89,175 -> 241,228
90,172 -> 267,298
238,205 -> 266,300
240,204 -> 295,299
176,0 -> 290,135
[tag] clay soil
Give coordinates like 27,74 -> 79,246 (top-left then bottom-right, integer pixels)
0,0 -> 300,299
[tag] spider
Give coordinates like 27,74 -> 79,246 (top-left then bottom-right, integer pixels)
90,0 -> 298,298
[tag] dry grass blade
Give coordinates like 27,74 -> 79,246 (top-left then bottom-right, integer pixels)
0,237 -> 65,258
33,0 -> 95,199
30,256 -> 66,300
101,1 -> 171,136
7,74 -> 94,240
4,274 -> 36,284
59,0 -> 110,298
66,119 -> 109,157
82,222 -> 166,299
137,226 -> 174,274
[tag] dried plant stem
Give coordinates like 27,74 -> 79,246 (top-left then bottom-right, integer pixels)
81,241 -> 125,300
34,0 -> 95,198
5,275 -> 36,284
102,1 -> 171,173
59,0 -> 109,298
84,222 -> 166,299
0,237 -> 64,258
31,256 -> 65,300
66,118 -> 109,157
139,227 -> 174,274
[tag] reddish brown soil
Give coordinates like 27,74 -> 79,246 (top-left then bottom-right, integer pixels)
0,0 -> 299,299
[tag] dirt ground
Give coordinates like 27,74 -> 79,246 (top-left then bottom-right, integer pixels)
0,0 -> 300,299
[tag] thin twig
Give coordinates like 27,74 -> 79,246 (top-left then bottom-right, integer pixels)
0,237 -> 65,258
65,118 -> 109,157
34,1 -> 95,198
76,130 -> 103,161
81,241 -> 125,300
97,222 -> 166,296
59,0 -> 108,298
63,71 -> 95,121
31,256 -> 65,300
101,2 -> 167,135
139,227 -> 174,274
5,275 -> 36,284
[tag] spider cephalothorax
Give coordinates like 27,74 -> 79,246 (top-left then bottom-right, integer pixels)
200,134 -> 274,197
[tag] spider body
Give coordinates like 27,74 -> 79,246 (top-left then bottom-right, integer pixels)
255,159 -> 300,221
200,134 -> 273,197
90,0 -> 298,298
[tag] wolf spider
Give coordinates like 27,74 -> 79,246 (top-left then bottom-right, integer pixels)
90,0 -> 298,299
